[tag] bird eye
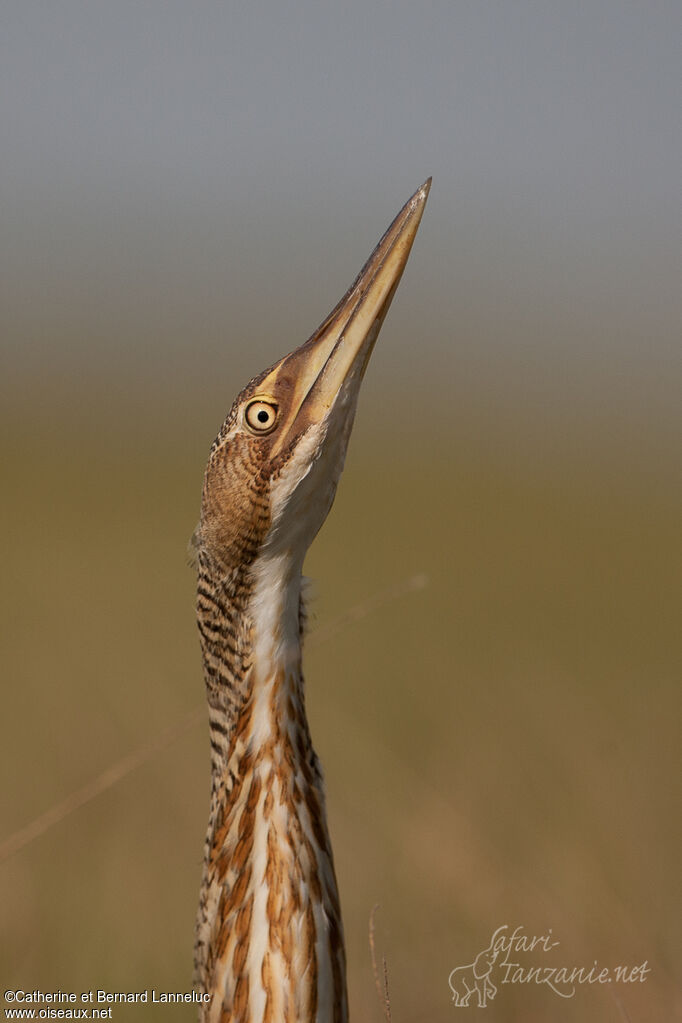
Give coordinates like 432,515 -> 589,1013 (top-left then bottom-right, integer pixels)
244,399 -> 278,434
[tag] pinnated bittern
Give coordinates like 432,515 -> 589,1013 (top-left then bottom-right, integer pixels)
192,180 -> 430,1022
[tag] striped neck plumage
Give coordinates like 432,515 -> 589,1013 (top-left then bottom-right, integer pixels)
194,545 -> 347,1023
192,179 -> 430,1022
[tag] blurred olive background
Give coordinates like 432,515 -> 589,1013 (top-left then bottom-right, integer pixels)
1,2 -> 681,1021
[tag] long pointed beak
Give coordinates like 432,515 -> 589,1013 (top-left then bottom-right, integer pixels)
262,178 -> 431,456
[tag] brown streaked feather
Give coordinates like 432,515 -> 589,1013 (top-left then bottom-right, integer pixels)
193,181 -> 429,1022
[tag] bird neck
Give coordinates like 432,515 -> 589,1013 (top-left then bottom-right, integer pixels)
194,549 -> 348,1023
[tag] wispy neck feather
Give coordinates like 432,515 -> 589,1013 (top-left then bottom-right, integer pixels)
194,546 -> 347,1023
250,551 -> 305,683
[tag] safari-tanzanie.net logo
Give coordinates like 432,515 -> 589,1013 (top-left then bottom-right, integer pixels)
448,925 -> 649,1008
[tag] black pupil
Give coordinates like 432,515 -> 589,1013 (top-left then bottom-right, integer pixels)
257,409 -> 270,423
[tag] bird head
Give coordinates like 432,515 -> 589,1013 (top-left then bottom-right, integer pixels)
197,180 -> 430,576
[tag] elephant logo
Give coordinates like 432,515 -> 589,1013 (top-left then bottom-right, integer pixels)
448,926 -> 508,1008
